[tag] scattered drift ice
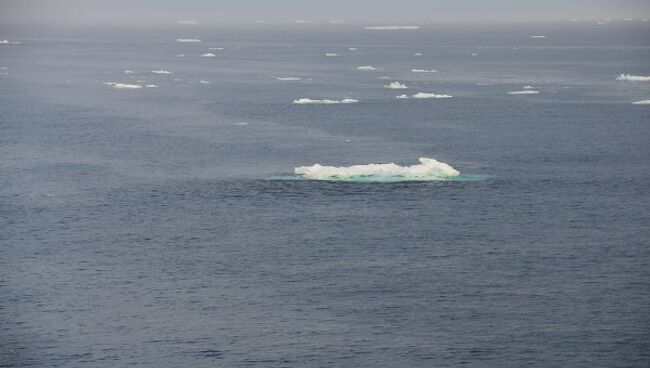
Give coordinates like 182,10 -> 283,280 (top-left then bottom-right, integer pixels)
295,157 -> 460,182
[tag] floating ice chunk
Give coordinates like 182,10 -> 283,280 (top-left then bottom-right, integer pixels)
364,25 -> 419,30
396,94 -> 409,99
325,52 -> 340,57
0,39 -> 19,45
330,19 -> 346,24
295,20 -> 311,24
208,47 -> 224,50
200,80 -> 211,84
201,53 -> 216,57
293,98 -> 358,104
385,81 -> 408,89
176,20 -> 199,25
632,100 -> 650,105
276,77 -> 302,81
176,54 -> 185,58
530,35 -> 547,39
508,90 -> 540,95
411,69 -> 438,73
357,65 -> 377,71
617,74 -> 650,81
104,82 -> 142,89
151,70 -> 172,74
523,85 -> 535,89
124,70 -> 135,74
413,53 -> 423,56
295,157 -> 460,181
348,47 -> 357,51
177,38 -> 202,43
397,93 -> 452,99
145,84 -> 159,88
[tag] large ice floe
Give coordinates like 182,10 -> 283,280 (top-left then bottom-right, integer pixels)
295,157 -> 460,182
293,98 -> 358,104
617,74 -> 650,82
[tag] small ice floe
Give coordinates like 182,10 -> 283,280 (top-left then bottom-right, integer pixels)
200,80 -> 211,84
177,38 -> 202,43
348,47 -> 357,51
617,74 -> 650,82
472,52 -> 478,57
397,93 -> 452,99
276,77 -> 302,81
295,20 -> 311,24
208,47 -> 224,50
632,100 -> 650,105
357,65 -> 377,71
364,25 -> 419,30
0,39 -> 20,45
530,35 -> 547,39
411,69 -> 438,73
293,98 -> 358,104
234,122 -> 249,126
145,84 -> 159,88
124,70 -> 135,74
523,85 -> 535,89
325,52 -> 340,57
201,53 -> 216,57
330,19 -> 346,24
176,20 -> 200,25
413,53 -> 423,56
104,82 -> 142,89
176,54 -> 185,58
385,81 -> 408,89
151,70 -> 172,74
508,90 -> 540,95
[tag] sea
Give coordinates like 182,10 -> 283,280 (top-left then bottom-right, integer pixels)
1,22 -> 649,367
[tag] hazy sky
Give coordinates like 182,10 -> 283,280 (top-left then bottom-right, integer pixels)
2,0 -> 650,25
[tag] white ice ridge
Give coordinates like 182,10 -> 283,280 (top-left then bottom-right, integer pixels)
293,98 -> 358,104
276,77 -> 302,81
201,53 -> 216,57
177,38 -> 202,43
617,74 -> 650,81
357,65 -> 377,71
104,82 -> 142,89
411,69 -> 438,73
295,157 -> 460,181
397,93 -> 452,99
508,90 -> 539,95
385,81 -> 408,89
364,25 -> 420,30
632,100 -> 650,105
151,70 -> 172,74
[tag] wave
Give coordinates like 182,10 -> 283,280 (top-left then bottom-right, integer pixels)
295,157 -> 460,182
397,93 -> 452,99
177,38 -> 202,43
293,98 -> 358,104
385,81 -> 408,89
276,77 -> 302,81
151,70 -> 172,74
411,69 -> 438,73
617,74 -> 650,81
364,25 -> 419,30
104,82 -> 142,89
201,53 -> 216,57
632,100 -> 650,105
357,65 -> 377,71
508,90 -> 539,95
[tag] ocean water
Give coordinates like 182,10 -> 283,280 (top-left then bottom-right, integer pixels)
1,23 -> 649,367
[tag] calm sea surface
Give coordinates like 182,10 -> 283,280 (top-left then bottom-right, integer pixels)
1,23 -> 649,367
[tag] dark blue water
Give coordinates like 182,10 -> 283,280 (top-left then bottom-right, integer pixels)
1,23 -> 649,367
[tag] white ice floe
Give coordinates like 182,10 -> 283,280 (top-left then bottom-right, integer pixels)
508,90 -> 540,95
293,98 -> 358,104
104,82 -> 142,89
348,48 -> 357,51
151,70 -> 173,74
385,81 -> 408,89
411,69 -> 438,73
413,53 -> 423,56
523,85 -> 535,89
177,38 -> 202,43
397,92 -> 453,99
0,39 -> 20,45
364,25 -> 419,30
632,100 -> 650,105
617,74 -> 650,82
200,80 -> 211,84
325,52 -> 340,57
295,20 -> 311,24
208,47 -> 224,50
276,77 -> 302,81
357,65 -> 378,71
145,84 -> 159,88
330,19 -> 346,24
201,53 -> 216,57
176,20 -> 200,25
124,70 -> 135,74
295,157 -> 460,181
176,54 -> 185,58
530,35 -> 547,39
